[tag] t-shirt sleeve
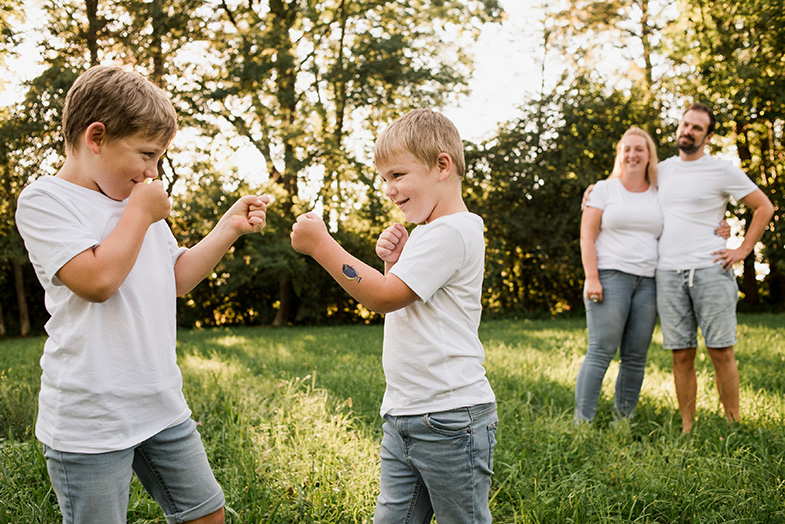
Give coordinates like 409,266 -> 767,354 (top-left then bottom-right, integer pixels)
586,179 -> 609,210
389,222 -> 466,303
15,187 -> 100,285
159,222 -> 188,265
724,163 -> 759,201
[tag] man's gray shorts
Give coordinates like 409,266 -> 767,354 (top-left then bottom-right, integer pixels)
656,265 -> 739,350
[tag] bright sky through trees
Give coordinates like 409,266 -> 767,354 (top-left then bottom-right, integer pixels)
443,2 -> 545,141
3,1 -> 539,143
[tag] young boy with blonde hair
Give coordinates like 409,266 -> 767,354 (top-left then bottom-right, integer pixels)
291,108 -> 497,523
15,64 -> 271,524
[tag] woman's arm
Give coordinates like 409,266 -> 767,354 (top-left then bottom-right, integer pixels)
580,206 -> 604,302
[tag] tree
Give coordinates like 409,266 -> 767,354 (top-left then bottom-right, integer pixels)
185,0 -> 502,324
466,77 -> 652,314
2,0 -> 505,329
544,0 -> 674,138
668,0 -> 785,307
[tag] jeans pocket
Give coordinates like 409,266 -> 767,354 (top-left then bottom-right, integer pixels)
487,420 -> 498,473
424,409 -> 472,436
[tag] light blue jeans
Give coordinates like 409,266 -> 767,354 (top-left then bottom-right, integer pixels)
575,269 -> 657,422
373,402 -> 498,524
43,418 -> 224,524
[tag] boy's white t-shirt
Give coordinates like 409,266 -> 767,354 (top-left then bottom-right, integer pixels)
381,212 -> 495,417
586,178 -> 663,278
657,154 -> 758,270
15,176 -> 191,453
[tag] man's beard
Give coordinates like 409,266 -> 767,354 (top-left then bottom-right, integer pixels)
678,135 -> 703,155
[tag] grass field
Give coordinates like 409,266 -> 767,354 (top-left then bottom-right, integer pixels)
1,314 -> 784,523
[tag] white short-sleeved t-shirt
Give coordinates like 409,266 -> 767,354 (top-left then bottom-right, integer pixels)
657,155 -> 758,270
15,176 -> 190,453
381,212 -> 495,417
586,178 -> 663,278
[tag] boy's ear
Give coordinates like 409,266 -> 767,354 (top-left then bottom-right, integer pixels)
84,122 -> 107,154
436,152 -> 453,181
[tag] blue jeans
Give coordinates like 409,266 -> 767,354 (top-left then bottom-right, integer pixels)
43,418 -> 224,524
373,402 -> 498,524
575,270 -> 657,422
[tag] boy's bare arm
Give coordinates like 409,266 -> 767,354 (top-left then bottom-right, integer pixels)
55,180 -> 171,303
174,195 -> 270,296
291,213 -> 418,314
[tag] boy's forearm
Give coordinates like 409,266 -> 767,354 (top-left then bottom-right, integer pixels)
310,237 -> 415,314
56,206 -> 155,302
174,220 -> 241,296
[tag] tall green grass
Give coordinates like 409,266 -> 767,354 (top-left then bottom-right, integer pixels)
1,314 -> 783,523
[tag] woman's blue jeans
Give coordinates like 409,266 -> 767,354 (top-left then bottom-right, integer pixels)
575,269 -> 657,422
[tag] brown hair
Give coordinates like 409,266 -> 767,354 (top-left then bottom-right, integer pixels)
374,108 -> 465,178
62,65 -> 177,153
609,126 -> 658,187
684,102 -> 716,135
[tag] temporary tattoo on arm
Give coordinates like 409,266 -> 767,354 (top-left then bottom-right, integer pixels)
342,264 -> 362,282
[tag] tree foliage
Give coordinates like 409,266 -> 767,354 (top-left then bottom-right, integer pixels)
668,0 -> 785,306
0,0 -> 503,332
466,78 -> 652,315
1,1 -> 782,335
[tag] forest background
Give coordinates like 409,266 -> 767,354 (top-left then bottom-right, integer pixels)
0,0 -> 783,335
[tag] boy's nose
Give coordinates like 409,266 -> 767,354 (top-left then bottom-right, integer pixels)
384,184 -> 395,198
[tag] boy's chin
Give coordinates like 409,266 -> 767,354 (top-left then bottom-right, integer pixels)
101,188 -> 132,202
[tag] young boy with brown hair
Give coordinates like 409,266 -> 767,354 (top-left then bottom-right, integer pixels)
15,64 -> 270,524
290,108 -> 497,523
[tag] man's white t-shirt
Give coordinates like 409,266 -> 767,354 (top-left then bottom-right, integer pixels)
657,154 -> 758,270
16,176 -> 191,453
381,212 -> 495,417
586,178 -> 663,278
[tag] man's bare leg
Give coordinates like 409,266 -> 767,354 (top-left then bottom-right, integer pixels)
187,507 -> 224,524
706,345 -> 740,423
672,348 -> 698,433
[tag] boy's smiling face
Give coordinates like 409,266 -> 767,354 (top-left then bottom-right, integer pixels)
92,131 -> 170,201
378,152 -> 443,224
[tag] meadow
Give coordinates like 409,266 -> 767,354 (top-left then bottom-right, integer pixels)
1,314 -> 783,523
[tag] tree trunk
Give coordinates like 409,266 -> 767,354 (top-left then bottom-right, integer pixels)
272,277 -> 291,327
767,266 -> 785,306
0,299 -> 6,336
85,0 -> 99,65
13,260 -> 30,336
741,251 -> 759,306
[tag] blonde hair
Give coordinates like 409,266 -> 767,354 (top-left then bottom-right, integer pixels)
62,65 -> 177,153
374,108 -> 465,178
609,126 -> 658,187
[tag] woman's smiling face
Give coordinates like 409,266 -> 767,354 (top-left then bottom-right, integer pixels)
620,134 -> 649,177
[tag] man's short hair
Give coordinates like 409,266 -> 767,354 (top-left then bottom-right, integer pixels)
62,65 -> 177,153
685,102 -> 716,135
374,108 -> 466,178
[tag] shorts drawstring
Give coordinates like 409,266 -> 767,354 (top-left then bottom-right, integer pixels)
677,268 -> 696,288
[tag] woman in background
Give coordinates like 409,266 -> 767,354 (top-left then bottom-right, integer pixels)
575,127 -> 662,423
